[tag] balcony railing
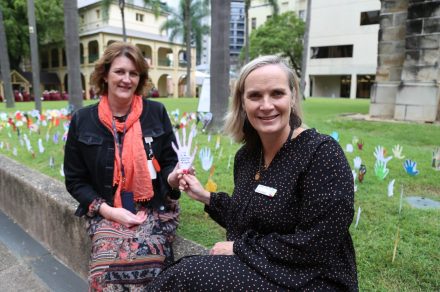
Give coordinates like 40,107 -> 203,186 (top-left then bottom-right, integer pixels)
178,60 -> 187,68
158,58 -> 172,67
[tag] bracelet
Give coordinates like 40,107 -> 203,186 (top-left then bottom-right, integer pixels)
86,198 -> 106,218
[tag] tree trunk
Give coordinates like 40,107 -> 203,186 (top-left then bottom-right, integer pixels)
184,0 -> 192,97
119,0 -> 127,42
26,0 -> 42,112
244,1 -> 250,63
64,0 -> 83,112
209,0 -> 230,132
299,0 -> 312,99
0,7 -> 15,108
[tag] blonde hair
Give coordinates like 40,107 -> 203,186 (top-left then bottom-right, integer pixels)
223,55 -> 302,145
90,42 -> 149,96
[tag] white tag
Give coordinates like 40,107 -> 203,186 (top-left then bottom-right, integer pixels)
147,160 -> 157,179
144,137 -> 153,144
255,184 -> 277,197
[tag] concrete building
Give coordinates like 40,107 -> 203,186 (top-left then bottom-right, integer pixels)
199,0 -> 246,73
304,0 -> 381,99
248,0 -> 307,32
230,1 -> 246,69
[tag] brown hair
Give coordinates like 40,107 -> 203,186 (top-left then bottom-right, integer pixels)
223,55 -> 302,146
90,42 -> 149,96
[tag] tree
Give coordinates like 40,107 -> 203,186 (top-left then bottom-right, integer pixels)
244,0 -> 278,64
0,0 -> 64,69
160,0 -> 209,97
0,4 -> 15,108
248,11 -> 304,75
101,0 -> 163,42
63,0 -> 83,112
27,0 -> 42,112
208,0 -> 230,132
300,0 -> 312,98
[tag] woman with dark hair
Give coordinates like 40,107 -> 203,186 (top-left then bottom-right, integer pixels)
64,42 -> 182,290
147,55 -> 358,291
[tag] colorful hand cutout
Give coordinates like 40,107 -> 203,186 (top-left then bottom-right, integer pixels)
374,160 -> 389,180
357,140 -> 364,151
199,147 -> 213,171
374,145 -> 393,164
392,144 -> 405,159
353,156 -> 362,170
330,131 -> 339,142
403,159 -> 419,176
172,124 -> 197,171
432,148 -> 440,169
358,164 -> 367,183
388,179 -> 395,197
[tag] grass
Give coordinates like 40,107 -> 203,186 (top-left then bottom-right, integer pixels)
1,97 -> 439,291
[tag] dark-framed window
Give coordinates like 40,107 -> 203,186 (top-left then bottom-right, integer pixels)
311,45 -> 353,59
360,10 -> 379,25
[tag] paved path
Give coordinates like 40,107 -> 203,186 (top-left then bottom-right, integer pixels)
0,210 -> 87,292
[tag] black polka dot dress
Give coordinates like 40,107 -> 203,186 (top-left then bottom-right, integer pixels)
146,129 -> 358,291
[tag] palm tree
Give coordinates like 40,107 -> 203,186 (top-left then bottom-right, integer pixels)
102,0 -> 163,42
209,0 -> 230,131
26,0 -> 42,112
244,0 -> 278,63
299,0 -> 311,99
0,5 -> 15,108
160,0 -> 209,97
63,0 -> 83,112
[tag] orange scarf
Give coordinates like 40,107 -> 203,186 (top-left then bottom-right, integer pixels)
98,95 -> 153,208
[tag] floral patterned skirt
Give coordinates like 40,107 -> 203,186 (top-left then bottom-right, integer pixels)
86,201 -> 179,292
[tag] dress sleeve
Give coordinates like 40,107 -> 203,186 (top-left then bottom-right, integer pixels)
64,112 -> 100,216
204,148 -> 245,228
233,140 -> 355,271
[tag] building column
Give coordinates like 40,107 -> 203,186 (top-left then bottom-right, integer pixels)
350,74 -> 357,99
369,0 -> 408,118
394,0 -> 440,122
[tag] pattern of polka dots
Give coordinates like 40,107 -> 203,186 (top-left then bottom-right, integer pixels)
146,129 -> 358,291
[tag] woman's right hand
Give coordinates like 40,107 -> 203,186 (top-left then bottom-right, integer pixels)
99,203 -> 147,227
179,173 -> 211,205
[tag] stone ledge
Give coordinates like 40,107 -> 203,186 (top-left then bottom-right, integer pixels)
0,154 -> 208,280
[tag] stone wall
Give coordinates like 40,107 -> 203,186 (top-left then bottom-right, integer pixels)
370,0 -> 440,122
0,154 -> 208,280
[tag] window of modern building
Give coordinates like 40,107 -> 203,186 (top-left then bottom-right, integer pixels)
267,15 -> 272,21
96,9 -> 100,19
251,17 -> 256,29
360,10 -> 379,25
136,13 -> 144,22
356,75 -> 375,98
340,75 -> 351,98
311,45 -> 353,59
298,10 -> 306,21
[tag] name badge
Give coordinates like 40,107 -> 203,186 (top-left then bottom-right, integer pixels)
255,184 -> 277,197
147,160 -> 157,179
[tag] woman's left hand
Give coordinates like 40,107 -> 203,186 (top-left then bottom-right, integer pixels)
209,241 -> 235,255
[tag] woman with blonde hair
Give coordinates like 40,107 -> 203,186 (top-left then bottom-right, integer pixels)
147,55 -> 358,291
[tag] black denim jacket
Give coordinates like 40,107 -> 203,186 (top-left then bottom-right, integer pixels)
64,98 -> 180,217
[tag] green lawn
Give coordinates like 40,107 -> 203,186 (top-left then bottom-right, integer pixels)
1,97 -> 439,291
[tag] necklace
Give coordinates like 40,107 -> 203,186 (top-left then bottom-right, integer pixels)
254,150 -> 268,181
254,127 -> 294,181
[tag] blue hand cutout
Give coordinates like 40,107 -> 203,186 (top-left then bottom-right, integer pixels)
403,159 -> 419,176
